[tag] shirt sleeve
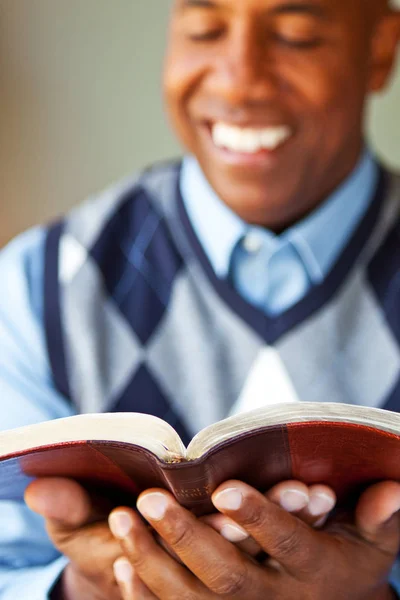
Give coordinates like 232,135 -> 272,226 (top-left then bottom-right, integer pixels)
390,560 -> 400,598
0,228 -> 75,598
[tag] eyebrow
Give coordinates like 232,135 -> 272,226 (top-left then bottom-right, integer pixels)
179,0 -> 328,17
180,0 -> 217,7
271,3 -> 329,17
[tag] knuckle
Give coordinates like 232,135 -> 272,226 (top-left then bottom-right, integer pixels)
209,565 -> 248,597
269,522 -> 303,560
179,592 -> 201,600
167,519 -> 196,552
127,547 -> 147,569
241,502 -> 267,530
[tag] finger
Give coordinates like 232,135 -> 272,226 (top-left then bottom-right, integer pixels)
114,557 -> 158,599
109,507 -> 208,599
25,478 -> 93,528
155,532 -> 184,563
201,513 -> 261,557
25,477 -> 113,528
132,492 -> 271,596
201,513 -> 250,543
212,480 -> 320,576
356,481 -> 400,554
203,482 -> 334,558
267,480 -> 309,513
204,481 -> 309,552
202,481 -> 309,556
267,481 -> 336,527
26,478 -> 123,587
298,485 -> 336,527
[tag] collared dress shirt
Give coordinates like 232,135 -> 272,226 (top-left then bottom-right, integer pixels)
180,150 -> 378,315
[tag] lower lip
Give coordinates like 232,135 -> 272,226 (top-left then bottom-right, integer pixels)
203,126 -> 293,168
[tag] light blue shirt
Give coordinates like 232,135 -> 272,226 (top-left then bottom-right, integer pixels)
180,150 -> 379,314
0,228 -> 72,599
1,153 -> 399,599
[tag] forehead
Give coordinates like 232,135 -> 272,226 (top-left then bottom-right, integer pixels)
175,0 -> 346,13
173,0 -> 378,30
176,0 -> 389,14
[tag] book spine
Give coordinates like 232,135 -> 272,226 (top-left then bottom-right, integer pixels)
160,461 -> 213,515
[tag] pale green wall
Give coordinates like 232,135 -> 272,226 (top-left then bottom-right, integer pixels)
370,0 -> 400,170
0,0 -> 399,244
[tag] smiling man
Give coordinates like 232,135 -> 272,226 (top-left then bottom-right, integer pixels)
0,0 -> 400,599
165,0 -> 390,228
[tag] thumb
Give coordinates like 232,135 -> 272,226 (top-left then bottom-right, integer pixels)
356,481 -> 400,554
25,477 -> 94,529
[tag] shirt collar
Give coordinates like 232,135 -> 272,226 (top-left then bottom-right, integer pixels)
180,156 -> 247,277
180,150 -> 379,282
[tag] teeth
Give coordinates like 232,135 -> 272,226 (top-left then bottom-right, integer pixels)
212,123 -> 292,153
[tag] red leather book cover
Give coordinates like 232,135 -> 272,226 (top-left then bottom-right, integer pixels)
1,420 -> 400,515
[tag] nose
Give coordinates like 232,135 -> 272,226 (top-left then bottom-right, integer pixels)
209,24 -> 280,106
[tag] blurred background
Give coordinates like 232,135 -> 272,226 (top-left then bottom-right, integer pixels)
0,0 -> 399,247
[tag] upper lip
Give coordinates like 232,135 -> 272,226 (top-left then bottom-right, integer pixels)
203,118 -> 293,129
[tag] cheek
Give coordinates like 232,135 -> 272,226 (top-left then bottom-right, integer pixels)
163,46 -> 209,146
281,48 -> 368,130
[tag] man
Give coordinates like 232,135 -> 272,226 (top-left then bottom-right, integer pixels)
0,0 -> 399,598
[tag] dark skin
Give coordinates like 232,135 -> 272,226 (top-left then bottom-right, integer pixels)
25,0 -> 400,598
110,481 -> 400,600
26,478 -> 400,600
164,0 -> 400,230
26,478 -> 336,599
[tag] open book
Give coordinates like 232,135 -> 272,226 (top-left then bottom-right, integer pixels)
1,402 -> 400,514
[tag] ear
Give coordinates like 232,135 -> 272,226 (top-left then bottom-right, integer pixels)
368,9 -> 400,93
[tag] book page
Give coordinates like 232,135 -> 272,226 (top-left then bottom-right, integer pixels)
187,402 -> 400,460
0,413 -> 187,462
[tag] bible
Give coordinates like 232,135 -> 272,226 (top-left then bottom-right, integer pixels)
1,402 -> 400,514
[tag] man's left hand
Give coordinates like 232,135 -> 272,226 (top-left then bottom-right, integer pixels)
109,480 -> 400,599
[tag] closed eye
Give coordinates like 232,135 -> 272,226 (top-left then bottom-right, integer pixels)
274,34 -> 322,49
189,29 -> 224,41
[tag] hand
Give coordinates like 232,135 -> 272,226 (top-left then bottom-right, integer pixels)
25,478 -> 125,600
109,481 -> 400,600
201,480 -> 336,560
24,478 -> 333,600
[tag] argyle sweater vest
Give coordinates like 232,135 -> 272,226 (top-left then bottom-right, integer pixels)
43,161 -> 400,446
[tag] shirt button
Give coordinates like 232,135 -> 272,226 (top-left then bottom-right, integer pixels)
242,233 -> 264,254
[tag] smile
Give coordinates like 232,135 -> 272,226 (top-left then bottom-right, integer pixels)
211,122 -> 293,154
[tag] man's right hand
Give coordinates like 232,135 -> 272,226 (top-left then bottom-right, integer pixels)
25,478 -> 336,600
25,478 -> 125,600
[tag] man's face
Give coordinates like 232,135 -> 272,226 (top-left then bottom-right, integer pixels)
164,0 -> 400,229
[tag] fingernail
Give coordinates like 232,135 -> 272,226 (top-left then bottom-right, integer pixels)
220,524 -> 249,542
24,490 -> 58,519
314,515 -> 328,528
267,558 -> 283,572
109,511 -> 133,538
113,557 -> 133,583
280,489 -> 309,513
213,488 -> 243,511
382,491 -> 400,523
308,492 -> 335,517
137,492 -> 168,521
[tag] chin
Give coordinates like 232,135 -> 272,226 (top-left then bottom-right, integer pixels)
211,177 -> 300,228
